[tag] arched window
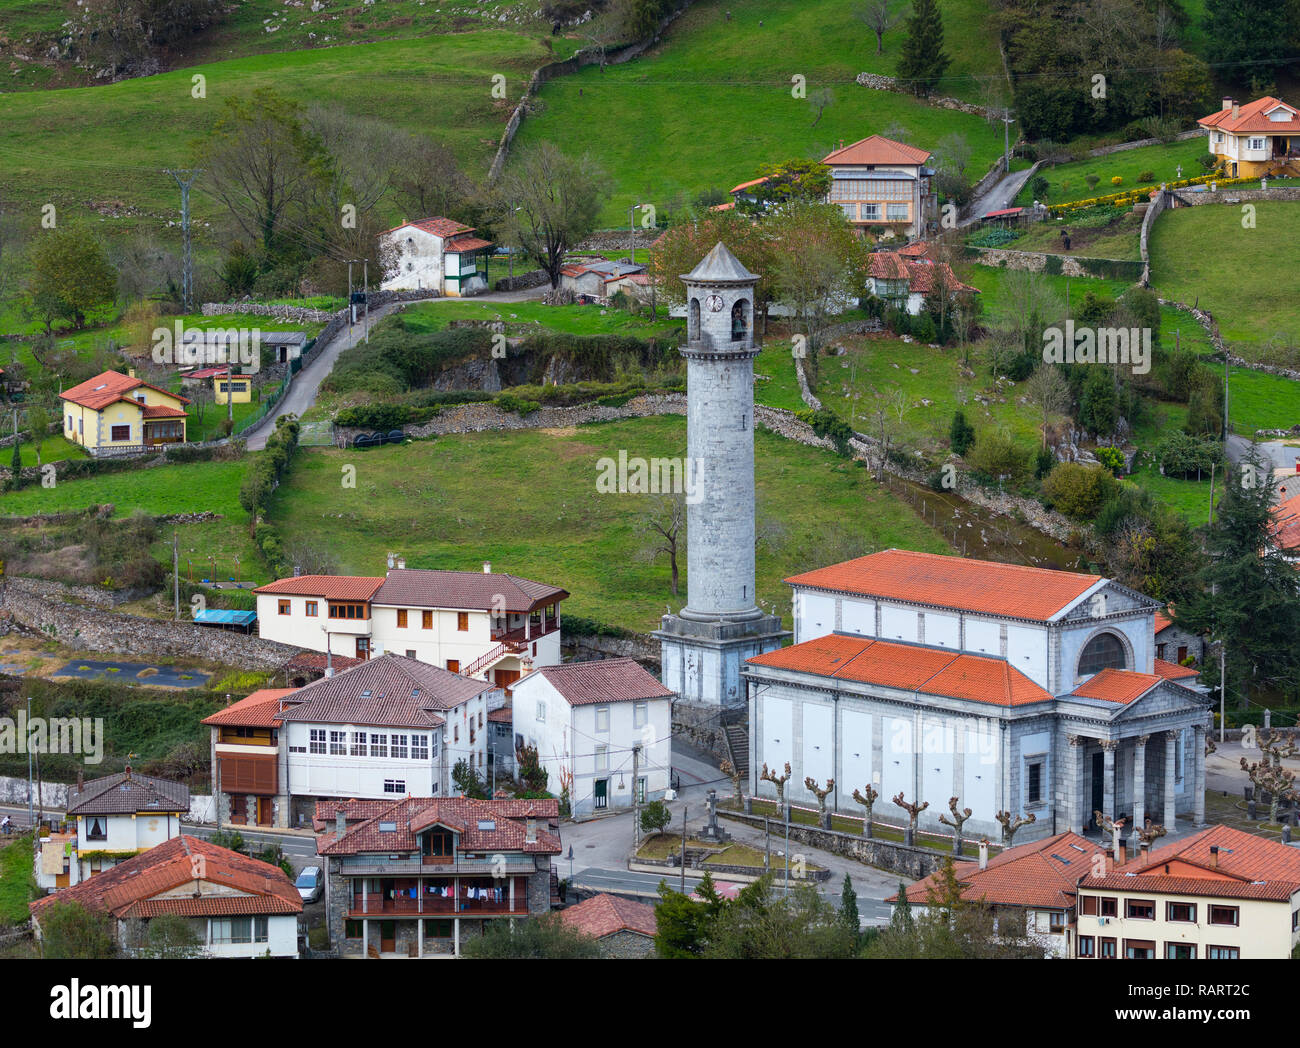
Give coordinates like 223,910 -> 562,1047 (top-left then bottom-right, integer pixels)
1078,632 -> 1127,677
689,297 -> 701,341
731,298 -> 749,342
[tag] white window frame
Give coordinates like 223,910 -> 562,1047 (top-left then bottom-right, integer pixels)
594,706 -> 610,733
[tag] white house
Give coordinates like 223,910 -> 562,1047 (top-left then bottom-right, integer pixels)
865,250 -> 980,315
823,135 -> 936,240
205,654 -> 503,829
30,835 -> 302,958
35,770 -> 189,892
378,216 -> 494,296
510,658 -> 675,816
1198,96 -> 1300,178
253,561 -> 568,690
747,549 -> 1212,845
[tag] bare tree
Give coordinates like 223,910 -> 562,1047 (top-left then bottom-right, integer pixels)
760,761 -> 792,815
994,809 -> 1036,847
892,792 -> 929,846
938,796 -> 973,856
852,785 -> 879,838
720,758 -> 744,807
855,0 -> 901,53
1025,363 -> 1071,447
642,492 -> 685,596
804,776 -> 835,824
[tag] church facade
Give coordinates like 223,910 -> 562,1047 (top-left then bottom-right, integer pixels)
744,550 -> 1212,844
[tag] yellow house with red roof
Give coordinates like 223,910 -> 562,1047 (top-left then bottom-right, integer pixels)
60,369 -> 189,456
1198,96 -> 1300,178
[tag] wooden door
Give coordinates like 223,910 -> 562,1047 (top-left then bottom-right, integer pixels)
256,797 -> 272,825
380,921 -> 395,954
495,669 -> 520,696
356,637 -> 370,659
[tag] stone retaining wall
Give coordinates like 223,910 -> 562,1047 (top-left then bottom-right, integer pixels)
0,577 -> 301,669
719,808 -> 952,879
966,246 -> 1135,277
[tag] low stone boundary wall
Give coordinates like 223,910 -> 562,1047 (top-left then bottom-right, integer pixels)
719,808 -> 952,879
965,246 -> 1143,280
0,577 -> 300,670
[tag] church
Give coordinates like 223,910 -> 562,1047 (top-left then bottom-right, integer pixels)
744,550 -> 1212,844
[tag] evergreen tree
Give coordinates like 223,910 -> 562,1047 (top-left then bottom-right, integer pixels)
949,409 -> 975,455
1204,0 -> 1298,91
839,873 -> 861,942
896,0 -> 951,98
1176,451 -> 1300,708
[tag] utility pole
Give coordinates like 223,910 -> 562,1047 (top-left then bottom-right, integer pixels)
347,260 -> 355,337
1223,350 -> 1230,438
784,801 -> 791,895
164,169 -> 201,313
1001,108 -> 1014,174
172,531 -> 180,620
26,696 -> 33,828
363,259 -> 370,344
1220,643 -> 1226,744
631,744 -> 641,848
681,806 -> 691,894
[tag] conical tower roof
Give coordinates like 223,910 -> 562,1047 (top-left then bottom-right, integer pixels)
682,241 -> 759,285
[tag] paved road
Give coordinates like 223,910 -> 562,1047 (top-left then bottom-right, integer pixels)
243,288 -> 550,450
961,163 -> 1039,227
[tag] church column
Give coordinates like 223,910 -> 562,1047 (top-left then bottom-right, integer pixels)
1067,735 -> 1085,835
1101,739 -> 1117,820
1132,735 -> 1149,831
1163,730 -> 1177,829
1193,724 -> 1207,826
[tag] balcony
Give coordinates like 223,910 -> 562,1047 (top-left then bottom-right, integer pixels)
348,894 -> 528,918
490,617 -> 559,649
337,856 -> 538,877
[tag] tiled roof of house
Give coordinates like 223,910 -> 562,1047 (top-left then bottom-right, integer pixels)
891,832 -> 1108,910
311,795 -> 559,832
1153,658 -> 1198,681
1069,668 -> 1163,705
274,654 -> 485,728
385,216 -> 475,239
729,176 -> 770,195
253,574 -> 385,601
284,651 -> 364,675
66,771 -> 190,816
318,796 -> 561,856
29,836 -> 301,918
786,549 -> 1104,621
1271,491 -> 1300,551
202,688 -> 299,728
867,252 -> 979,294
822,134 -> 932,167
371,568 -> 567,613
1198,96 -> 1299,135
1079,824 -> 1300,901
60,370 -> 188,411
487,705 -> 513,723
141,403 -> 189,419
1154,607 -> 1174,633
747,633 -> 1054,707
560,893 -> 657,938
897,241 -> 933,257
444,236 -> 494,253
527,657 -> 674,706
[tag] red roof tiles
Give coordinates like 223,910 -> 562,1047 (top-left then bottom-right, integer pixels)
823,134 -> 932,167
253,574 -> 385,601
371,568 -> 566,613
527,657 -> 674,706
748,633 -> 1054,707
1069,668 -> 1162,705
318,796 -> 562,856
1272,492 -> 1300,552
202,688 -> 299,728
385,216 -> 475,239
60,370 -> 189,411
560,893 -> 657,939
787,549 -> 1102,621
30,836 -> 301,919
1153,658 -> 1198,681
1198,96 -> 1299,135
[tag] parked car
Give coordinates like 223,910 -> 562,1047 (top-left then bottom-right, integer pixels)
296,865 -> 323,904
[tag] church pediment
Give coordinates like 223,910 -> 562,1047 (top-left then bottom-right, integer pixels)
1061,677 -> 1210,724
1058,580 -> 1162,622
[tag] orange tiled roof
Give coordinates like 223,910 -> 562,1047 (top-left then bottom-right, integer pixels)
1069,667 -> 1162,704
318,796 -> 562,856
560,893 -> 657,939
141,403 -> 188,419
444,236 -> 493,253
1199,96 -> 1299,135
891,832 -> 1108,910
385,216 -> 475,239
786,549 -> 1102,621
202,688 -> 299,728
30,835 -> 300,918
748,633 -> 1053,707
1153,658 -> 1198,681
823,134 -> 932,167
1080,824 -> 1300,901
868,252 -> 979,293
60,370 -> 189,411
1154,607 -> 1173,633
729,176 -> 770,195
254,574 -> 385,601
1271,492 -> 1300,552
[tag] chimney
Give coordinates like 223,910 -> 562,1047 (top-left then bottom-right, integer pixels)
124,763 -> 132,781
386,552 -> 395,571
226,692 -> 233,707
1115,836 -> 1126,867
1232,103 -> 1240,120
483,561 -> 492,574
293,564 -> 301,577
1209,844 -> 1219,868
396,557 -> 405,570
978,839 -> 989,871
1138,841 -> 1149,865
335,808 -> 346,839
324,666 -> 334,678
127,367 -> 135,378
1222,96 -> 1233,111
525,814 -> 537,844
76,770 -> 84,792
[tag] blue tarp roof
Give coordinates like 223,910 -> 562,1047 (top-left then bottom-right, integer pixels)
194,609 -> 257,626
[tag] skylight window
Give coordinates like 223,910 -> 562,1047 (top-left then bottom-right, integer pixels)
378,821 -> 397,832
477,820 -> 495,831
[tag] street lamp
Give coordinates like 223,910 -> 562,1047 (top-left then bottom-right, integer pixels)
628,203 -> 648,263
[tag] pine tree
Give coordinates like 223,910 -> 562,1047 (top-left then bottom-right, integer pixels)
949,409 -> 975,455
896,0 -> 951,98
1177,451 -> 1300,708
840,873 -> 860,940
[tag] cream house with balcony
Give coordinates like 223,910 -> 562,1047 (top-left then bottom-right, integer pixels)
59,369 -> 188,457
822,135 -> 935,240
1075,824 -> 1300,959
253,562 -> 567,689
1199,96 -> 1300,178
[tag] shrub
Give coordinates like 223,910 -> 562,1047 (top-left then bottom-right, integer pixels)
797,409 -> 855,455
334,403 -> 410,429
1110,175 -> 1123,187
495,393 -> 540,416
1095,446 -> 1126,476
966,428 -> 1032,486
1042,462 -> 1119,519
949,410 -> 975,456
1085,174 -> 1100,190
1029,174 -> 1050,200
1137,170 -> 1155,183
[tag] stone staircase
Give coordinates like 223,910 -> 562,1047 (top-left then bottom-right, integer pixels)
723,722 -> 749,778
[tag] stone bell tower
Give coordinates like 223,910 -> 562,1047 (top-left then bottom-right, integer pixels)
654,242 -> 787,708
